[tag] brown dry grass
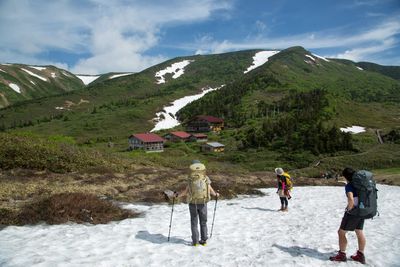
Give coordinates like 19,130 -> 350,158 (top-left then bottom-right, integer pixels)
1,193 -> 139,225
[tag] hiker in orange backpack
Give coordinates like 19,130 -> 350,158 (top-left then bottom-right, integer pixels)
275,167 -> 292,211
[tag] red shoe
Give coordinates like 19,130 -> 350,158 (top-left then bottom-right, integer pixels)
329,251 -> 347,262
351,250 -> 366,264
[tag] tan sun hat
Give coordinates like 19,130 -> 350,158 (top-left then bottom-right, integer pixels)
190,160 -> 206,171
275,167 -> 284,175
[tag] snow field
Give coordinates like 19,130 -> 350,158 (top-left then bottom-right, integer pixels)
155,60 -> 194,84
0,185 -> 398,267
340,126 -> 366,134
151,85 -> 224,132
21,68 -> 47,82
109,73 -> 134,79
244,51 -> 280,73
8,83 -> 21,93
76,75 -> 100,85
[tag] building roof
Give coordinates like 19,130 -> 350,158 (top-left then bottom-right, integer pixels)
130,133 -> 165,143
170,131 -> 191,139
196,115 -> 224,123
192,133 -> 208,138
205,142 -> 225,148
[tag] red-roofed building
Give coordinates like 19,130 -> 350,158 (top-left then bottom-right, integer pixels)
185,115 -> 224,132
129,133 -> 165,152
164,131 -> 192,142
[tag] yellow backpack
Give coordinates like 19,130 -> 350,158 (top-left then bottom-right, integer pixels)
283,173 -> 293,190
188,171 -> 210,204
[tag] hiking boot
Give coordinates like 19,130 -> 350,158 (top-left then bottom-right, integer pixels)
351,250 -> 366,264
192,242 -> 199,247
283,207 -> 288,212
199,240 -> 207,246
329,251 -> 347,262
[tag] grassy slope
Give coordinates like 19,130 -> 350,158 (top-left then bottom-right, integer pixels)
0,50 -> 257,142
0,64 -> 84,107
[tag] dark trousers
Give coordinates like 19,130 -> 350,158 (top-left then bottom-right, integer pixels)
189,203 -> 208,244
280,197 -> 288,207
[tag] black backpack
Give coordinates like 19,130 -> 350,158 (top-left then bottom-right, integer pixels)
348,170 -> 378,219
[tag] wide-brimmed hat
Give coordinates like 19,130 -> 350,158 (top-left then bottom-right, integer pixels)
190,160 -> 206,171
275,167 -> 284,175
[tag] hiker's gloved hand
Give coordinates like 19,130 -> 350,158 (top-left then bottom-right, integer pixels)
215,192 -> 220,198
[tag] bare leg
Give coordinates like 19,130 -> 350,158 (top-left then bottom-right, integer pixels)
338,229 -> 347,252
355,229 -> 366,253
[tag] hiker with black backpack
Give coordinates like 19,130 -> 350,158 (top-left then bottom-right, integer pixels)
174,160 -> 220,246
275,167 -> 293,212
330,167 -> 378,264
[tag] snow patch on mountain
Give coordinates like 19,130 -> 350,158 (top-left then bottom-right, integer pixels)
0,69 -> 6,73
305,55 -> 316,61
51,73 -> 56,78
9,83 -> 21,93
313,54 -> 330,62
244,51 -> 280,74
155,60 -> 194,84
21,68 -> 47,81
30,81 -> 35,85
29,66 -> 47,71
356,66 -> 363,71
340,126 -> 366,134
62,71 -> 72,77
0,185 -> 397,266
151,85 -> 224,132
109,73 -> 134,79
76,75 -> 100,85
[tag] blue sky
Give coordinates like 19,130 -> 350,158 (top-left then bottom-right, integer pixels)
0,0 -> 399,74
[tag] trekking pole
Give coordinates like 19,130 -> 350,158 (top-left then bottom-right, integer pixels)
167,195 -> 175,242
210,193 -> 218,239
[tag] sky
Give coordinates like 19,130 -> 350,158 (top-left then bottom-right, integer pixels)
0,0 -> 399,74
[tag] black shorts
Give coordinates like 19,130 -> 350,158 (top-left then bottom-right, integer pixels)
340,212 -> 365,231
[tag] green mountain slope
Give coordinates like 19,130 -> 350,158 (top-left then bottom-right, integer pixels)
0,47 -> 399,173
356,62 -> 400,81
0,64 -> 84,108
0,50 -> 258,141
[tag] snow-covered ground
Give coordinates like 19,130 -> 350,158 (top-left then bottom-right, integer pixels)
8,83 -> 21,93
76,75 -> 100,85
244,51 -> 280,74
155,60 -> 194,84
151,85 -> 224,132
109,73 -> 134,79
340,126 -> 366,134
313,54 -> 330,62
29,66 -> 47,71
356,66 -> 363,71
0,68 -> 6,73
21,68 -> 47,82
0,185 -> 398,267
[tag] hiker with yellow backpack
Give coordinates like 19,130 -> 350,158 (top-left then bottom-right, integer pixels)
275,167 -> 293,212
174,160 -> 220,246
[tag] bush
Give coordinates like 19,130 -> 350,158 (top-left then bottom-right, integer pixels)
17,193 -> 139,225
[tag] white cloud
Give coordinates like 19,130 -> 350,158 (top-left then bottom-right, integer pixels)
0,0 -> 233,74
186,18 -> 400,63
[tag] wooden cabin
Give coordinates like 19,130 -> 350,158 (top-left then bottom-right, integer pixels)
201,142 -> 225,153
190,133 -> 208,142
164,131 -> 191,142
185,115 -> 224,132
128,133 -> 165,152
